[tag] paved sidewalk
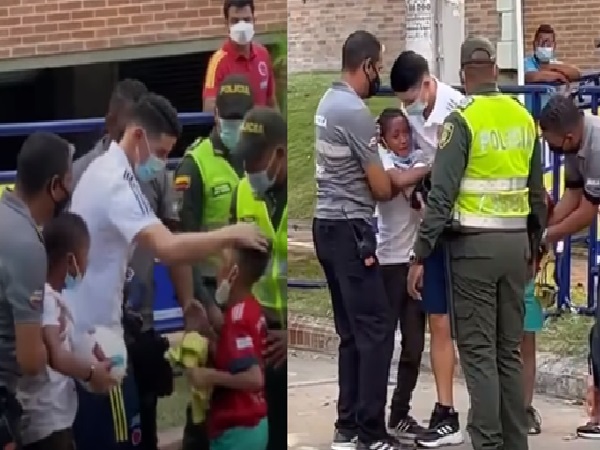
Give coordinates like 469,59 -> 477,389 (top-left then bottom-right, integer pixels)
288,350 -> 597,450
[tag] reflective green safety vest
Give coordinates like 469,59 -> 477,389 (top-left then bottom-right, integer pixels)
236,177 -> 287,325
187,138 -> 240,275
454,95 -> 536,229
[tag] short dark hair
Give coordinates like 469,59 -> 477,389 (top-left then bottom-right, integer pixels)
534,24 -> 555,41
126,93 -> 182,139
108,79 -> 148,113
223,0 -> 254,18
341,30 -> 381,72
377,108 -> 408,138
234,242 -> 272,286
16,132 -> 72,197
539,95 -> 581,133
390,51 -> 429,93
43,212 -> 89,268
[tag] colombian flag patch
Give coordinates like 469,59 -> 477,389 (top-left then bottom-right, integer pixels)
174,175 -> 191,191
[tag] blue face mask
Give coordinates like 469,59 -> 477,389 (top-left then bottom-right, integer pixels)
64,255 -> 82,290
247,153 -> 280,197
135,133 -> 166,182
218,119 -> 243,152
405,100 -> 426,116
535,46 -> 554,62
135,155 -> 165,182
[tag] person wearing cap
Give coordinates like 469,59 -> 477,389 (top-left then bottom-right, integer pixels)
406,36 -> 546,450
229,107 -> 287,450
175,73 -> 255,450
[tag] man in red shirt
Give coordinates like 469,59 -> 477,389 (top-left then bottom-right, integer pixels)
203,0 -> 277,112
188,243 -> 271,450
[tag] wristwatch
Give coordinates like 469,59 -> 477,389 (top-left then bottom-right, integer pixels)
84,364 -> 95,383
408,249 -> 423,265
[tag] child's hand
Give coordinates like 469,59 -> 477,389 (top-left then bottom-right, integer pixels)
188,367 -> 216,389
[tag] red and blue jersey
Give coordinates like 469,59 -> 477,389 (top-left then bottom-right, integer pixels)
208,296 -> 268,438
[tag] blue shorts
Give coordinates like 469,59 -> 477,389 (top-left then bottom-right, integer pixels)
73,371 -> 142,450
421,244 -> 450,315
524,280 -> 544,333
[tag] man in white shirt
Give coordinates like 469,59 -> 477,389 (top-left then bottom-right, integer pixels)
390,51 -> 465,448
67,92 -> 266,450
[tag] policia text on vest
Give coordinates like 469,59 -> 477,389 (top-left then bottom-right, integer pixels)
412,90 -> 546,450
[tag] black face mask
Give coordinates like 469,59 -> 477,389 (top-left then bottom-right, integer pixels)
363,63 -> 381,99
49,179 -> 70,218
547,144 -> 566,155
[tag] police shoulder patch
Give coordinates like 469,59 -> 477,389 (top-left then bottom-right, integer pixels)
456,96 -> 474,110
438,122 -> 455,150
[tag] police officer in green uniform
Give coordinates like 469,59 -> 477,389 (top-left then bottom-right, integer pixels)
407,37 -> 547,450
230,107 -> 287,450
175,73 -> 254,450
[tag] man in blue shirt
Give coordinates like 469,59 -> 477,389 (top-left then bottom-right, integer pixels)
523,24 -> 581,115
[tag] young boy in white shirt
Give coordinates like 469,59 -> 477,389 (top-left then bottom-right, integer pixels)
375,108 -> 430,443
390,51 -> 465,448
18,212 -> 115,450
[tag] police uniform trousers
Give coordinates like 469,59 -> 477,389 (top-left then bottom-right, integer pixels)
450,231 -> 529,450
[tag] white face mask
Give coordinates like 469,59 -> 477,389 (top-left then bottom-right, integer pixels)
229,21 -> 255,45
215,280 -> 231,306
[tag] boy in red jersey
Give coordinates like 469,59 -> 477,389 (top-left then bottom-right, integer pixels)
187,244 -> 271,450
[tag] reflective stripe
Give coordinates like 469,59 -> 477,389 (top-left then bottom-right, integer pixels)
460,177 -> 528,193
453,212 -> 527,229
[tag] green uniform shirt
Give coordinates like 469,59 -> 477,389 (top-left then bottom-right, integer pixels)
413,84 -> 547,260
174,130 -> 244,305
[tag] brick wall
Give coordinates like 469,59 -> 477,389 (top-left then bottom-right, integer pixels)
288,0 -> 600,73
0,0 -> 286,60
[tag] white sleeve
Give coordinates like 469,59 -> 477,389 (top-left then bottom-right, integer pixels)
107,176 -> 160,244
42,285 -> 60,327
378,146 -> 395,170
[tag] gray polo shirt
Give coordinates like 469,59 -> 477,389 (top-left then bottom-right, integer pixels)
564,115 -> 600,204
314,81 -> 382,220
72,137 -> 178,329
0,191 -> 46,393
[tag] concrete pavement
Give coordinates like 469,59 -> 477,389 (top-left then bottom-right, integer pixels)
288,350 -> 597,450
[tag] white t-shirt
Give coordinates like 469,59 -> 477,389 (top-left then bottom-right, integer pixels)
65,142 -> 159,335
407,79 -> 464,159
375,145 -> 425,264
17,284 -> 77,445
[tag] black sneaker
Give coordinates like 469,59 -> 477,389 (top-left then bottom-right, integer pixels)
416,413 -> 464,448
331,429 -> 357,450
526,405 -> 542,435
356,438 -> 401,450
427,403 -> 445,429
577,421 -> 600,439
388,415 -> 426,442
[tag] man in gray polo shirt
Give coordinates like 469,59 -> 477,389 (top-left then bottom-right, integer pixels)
0,131 -> 73,447
71,79 -> 197,450
312,30 -> 399,450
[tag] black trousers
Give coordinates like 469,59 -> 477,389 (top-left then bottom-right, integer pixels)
265,362 -> 287,450
23,428 -> 75,450
381,264 -> 426,422
313,218 -> 394,443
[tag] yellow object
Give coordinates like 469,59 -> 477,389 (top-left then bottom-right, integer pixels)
236,177 -> 287,324
167,332 -> 211,423
534,251 -> 556,308
453,95 -> 536,229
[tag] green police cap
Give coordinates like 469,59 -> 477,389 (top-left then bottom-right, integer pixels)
460,36 -> 496,66
216,74 -> 254,120
236,107 -> 287,161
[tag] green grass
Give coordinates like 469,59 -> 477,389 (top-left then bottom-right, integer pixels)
288,73 -> 396,219
157,374 -> 189,431
288,251 -> 331,317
